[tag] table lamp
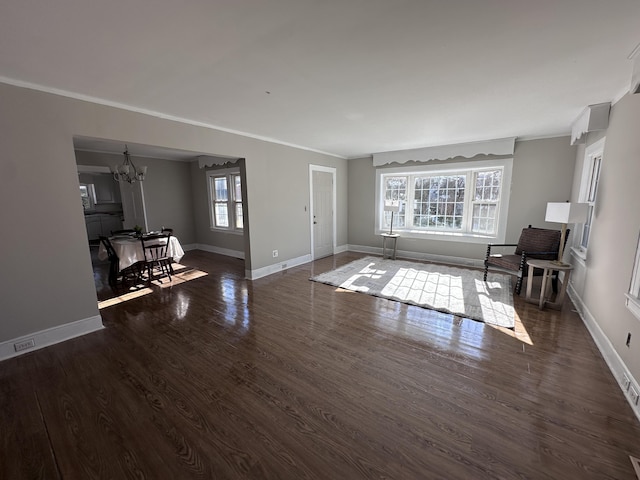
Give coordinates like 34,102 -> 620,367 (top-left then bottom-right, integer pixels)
384,201 -> 400,235
545,202 -> 589,265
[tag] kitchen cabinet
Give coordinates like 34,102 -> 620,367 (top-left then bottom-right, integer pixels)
85,216 -> 103,240
93,174 -> 121,204
85,214 -> 123,240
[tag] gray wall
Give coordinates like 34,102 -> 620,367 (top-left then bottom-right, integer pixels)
242,145 -> 349,269
0,82 -> 346,344
75,150 -> 196,244
348,136 -> 577,260
569,93 -> 640,383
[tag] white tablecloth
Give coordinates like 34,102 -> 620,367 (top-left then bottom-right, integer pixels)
98,236 -> 185,272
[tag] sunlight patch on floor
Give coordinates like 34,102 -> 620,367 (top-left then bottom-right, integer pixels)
98,288 -> 154,309
157,269 -> 208,289
486,309 -> 533,345
331,265 -> 533,345
169,263 -> 188,271
98,265 -> 208,305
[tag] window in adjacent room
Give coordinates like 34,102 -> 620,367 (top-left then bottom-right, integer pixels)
207,168 -> 243,232
375,158 -> 512,243
79,183 -> 96,210
574,137 -> 605,258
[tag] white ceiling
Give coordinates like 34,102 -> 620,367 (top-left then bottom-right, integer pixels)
1,0 -> 639,159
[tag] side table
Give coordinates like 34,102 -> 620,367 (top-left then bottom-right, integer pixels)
525,258 -> 573,310
381,233 -> 400,260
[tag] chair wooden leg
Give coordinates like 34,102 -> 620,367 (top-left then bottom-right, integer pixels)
108,260 -> 118,285
515,275 -> 523,295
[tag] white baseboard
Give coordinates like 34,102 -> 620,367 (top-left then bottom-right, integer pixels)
567,283 -> 640,423
195,243 -> 244,259
0,315 -> 104,361
335,244 -> 348,254
246,246 -> 347,280
346,244 -> 484,268
247,254 -> 312,280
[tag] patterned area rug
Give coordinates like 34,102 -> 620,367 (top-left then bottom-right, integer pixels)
311,256 -> 515,328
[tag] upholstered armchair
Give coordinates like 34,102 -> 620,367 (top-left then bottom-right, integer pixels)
483,226 -> 568,295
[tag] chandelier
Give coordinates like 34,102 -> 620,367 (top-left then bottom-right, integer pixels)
111,145 -> 147,184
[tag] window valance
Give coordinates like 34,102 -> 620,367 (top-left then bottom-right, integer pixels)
372,137 -> 516,167
198,155 -> 240,168
570,103 -> 610,146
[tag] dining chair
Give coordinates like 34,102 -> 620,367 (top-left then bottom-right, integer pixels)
160,228 -> 175,272
99,235 -> 143,286
99,236 -> 120,285
140,233 -> 173,283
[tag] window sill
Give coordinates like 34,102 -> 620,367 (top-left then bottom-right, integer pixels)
570,247 -> 587,266
625,294 -> 640,322
375,228 -> 499,245
210,227 -> 244,236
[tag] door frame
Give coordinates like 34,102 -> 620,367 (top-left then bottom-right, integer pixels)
309,165 -> 337,260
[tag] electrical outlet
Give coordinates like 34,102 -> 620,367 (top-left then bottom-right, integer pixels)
14,338 -> 35,352
623,373 -> 632,391
272,250 -> 278,258
631,386 -> 640,406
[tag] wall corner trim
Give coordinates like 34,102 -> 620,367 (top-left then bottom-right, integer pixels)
0,315 -> 104,362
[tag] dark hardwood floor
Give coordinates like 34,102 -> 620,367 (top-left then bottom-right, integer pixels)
2,249 -> 640,479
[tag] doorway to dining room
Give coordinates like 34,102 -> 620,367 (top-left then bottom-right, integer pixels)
73,137 -> 248,303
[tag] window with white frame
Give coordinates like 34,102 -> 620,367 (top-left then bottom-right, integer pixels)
207,168 -> 243,232
79,183 -> 96,210
376,158 -> 512,243
575,138 -> 605,256
626,231 -> 640,321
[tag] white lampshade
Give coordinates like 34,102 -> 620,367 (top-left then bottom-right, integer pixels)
384,201 -> 400,213
545,202 -> 589,224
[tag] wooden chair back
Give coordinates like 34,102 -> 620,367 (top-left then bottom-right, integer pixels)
140,233 -> 172,283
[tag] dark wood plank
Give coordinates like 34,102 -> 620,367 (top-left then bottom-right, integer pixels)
1,250 -> 639,479
0,355 -> 61,479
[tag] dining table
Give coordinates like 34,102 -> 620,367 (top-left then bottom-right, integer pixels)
98,233 -> 185,273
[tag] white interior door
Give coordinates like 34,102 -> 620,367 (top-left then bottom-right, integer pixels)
311,168 -> 335,259
120,181 -> 148,230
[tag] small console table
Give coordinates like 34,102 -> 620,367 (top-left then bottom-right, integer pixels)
525,258 -> 573,310
381,233 -> 400,260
